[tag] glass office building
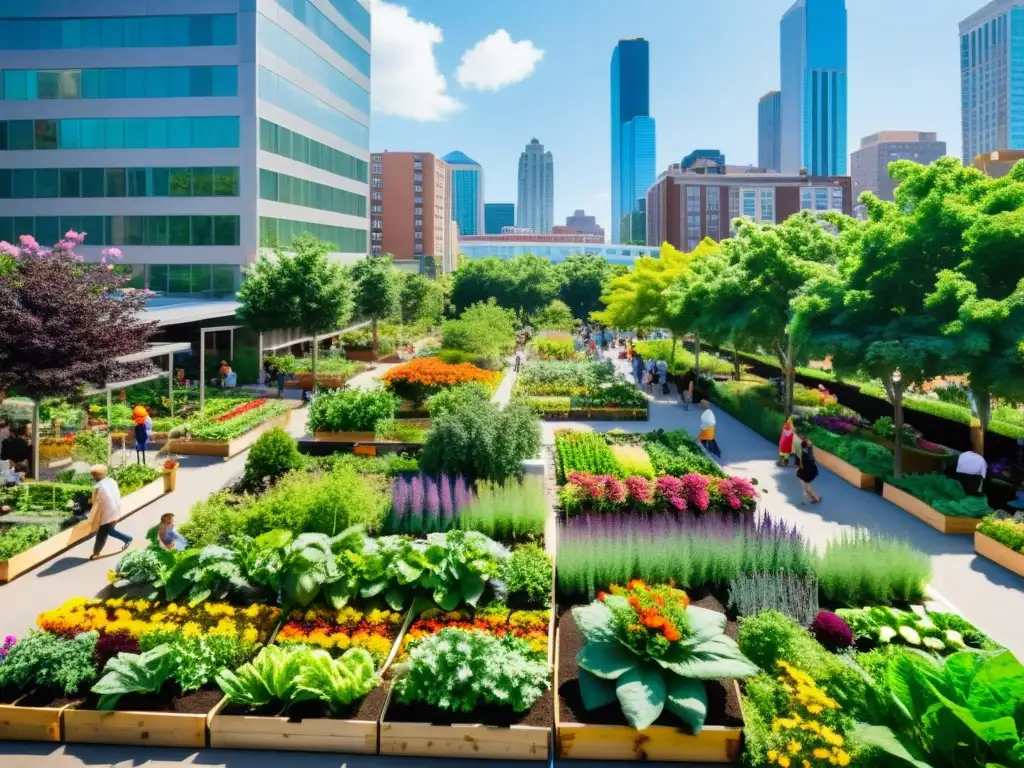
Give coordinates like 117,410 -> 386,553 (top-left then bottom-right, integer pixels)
959,1 -> 1024,163
611,39 -> 655,244
779,0 -> 847,176
758,90 -> 782,172
443,151 -> 484,236
484,202 -> 514,234
461,241 -> 658,267
0,0 -> 371,296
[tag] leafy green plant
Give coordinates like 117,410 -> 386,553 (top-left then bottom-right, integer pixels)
184,400 -> 292,441
91,643 -> 177,710
608,444 -> 655,479
555,431 -> 620,482
139,633 -> 253,692
71,429 -> 108,465
977,515 -> 1024,553
887,472 -> 996,518
517,359 -> 615,397
307,387 -> 399,433
440,300 -> 517,358
0,524 -> 57,561
459,475 -> 547,541
522,395 -> 571,419
394,628 -> 549,712
109,464 -> 162,495
240,427 -> 305,492
427,382 -> 491,419
727,571 -> 819,626
814,530 -> 931,606
535,338 -> 576,360
835,605 -> 997,655
573,583 -> 758,732
856,650 -> 1024,767
293,646 -> 379,713
502,543 -> 553,608
799,425 -> 894,476
112,547 -> 164,587
420,400 -> 540,483
0,631 -> 99,696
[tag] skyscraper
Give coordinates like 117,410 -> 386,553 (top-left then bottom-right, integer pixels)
850,132 -> 946,202
0,2 -> 372,296
611,39 -> 656,243
959,1 -> 1024,163
484,203 -> 515,234
758,91 -> 782,171
371,152 -> 452,265
779,0 -> 848,175
442,151 -> 484,236
517,138 -> 554,234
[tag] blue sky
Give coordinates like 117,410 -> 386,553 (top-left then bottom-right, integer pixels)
370,0 -> 975,236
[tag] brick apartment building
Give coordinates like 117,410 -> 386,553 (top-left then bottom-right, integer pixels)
646,165 -> 852,251
371,152 -> 454,269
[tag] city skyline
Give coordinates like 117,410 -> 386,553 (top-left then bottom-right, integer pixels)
611,38 -> 655,243
517,137 -> 554,233
370,0 -> 971,237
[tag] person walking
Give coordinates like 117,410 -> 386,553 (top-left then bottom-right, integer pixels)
633,353 -> 645,385
778,418 -> 797,466
656,359 -> 669,395
89,465 -> 132,560
797,439 -> 822,504
680,370 -> 695,411
698,400 -> 721,458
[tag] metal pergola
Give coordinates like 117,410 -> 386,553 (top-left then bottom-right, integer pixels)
198,324 -> 244,412
256,320 -> 370,389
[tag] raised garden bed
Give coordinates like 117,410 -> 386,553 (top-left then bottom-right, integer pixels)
555,597 -> 744,764
882,483 -> 982,535
814,447 -> 877,491
167,407 -> 296,459
0,693 -> 77,742
974,529 -> 1024,576
0,476 -> 169,583
62,689 -> 222,748
567,406 -> 648,421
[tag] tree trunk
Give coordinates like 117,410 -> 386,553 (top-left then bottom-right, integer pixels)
732,346 -> 741,381
777,337 -> 796,417
971,386 -> 991,456
893,375 -> 905,479
372,317 -> 379,359
311,339 -> 318,395
693,330 -> 701,381
669,334 -> 677,367
31,399 -> 40,481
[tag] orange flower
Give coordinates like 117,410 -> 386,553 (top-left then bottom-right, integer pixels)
597,591 -> 609,602
382,358 -> 497,390
663,623 -> 681,642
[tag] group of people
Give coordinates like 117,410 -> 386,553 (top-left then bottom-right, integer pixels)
87,464 -> 185,560
778,418 -> 822,504
0,421 -> 30,486
627,350 -> 671,396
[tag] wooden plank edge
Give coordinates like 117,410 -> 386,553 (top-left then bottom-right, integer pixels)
974,529 -> 1024,577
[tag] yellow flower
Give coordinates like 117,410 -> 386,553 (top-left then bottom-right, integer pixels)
835,749 -> 850,766
778,756 -> 791,768
244,604 -> 264,619
335,634 -> 351,650
182,621 -> 203,638
768,750 -> 779,764
787,741 -> 801,755
813,748 -> 831,760
242,626 -> 259,644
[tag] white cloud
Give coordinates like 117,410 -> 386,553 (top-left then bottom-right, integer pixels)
455,30 -> 543,92
370,0 -> 461,121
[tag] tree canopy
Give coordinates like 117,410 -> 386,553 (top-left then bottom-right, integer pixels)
554,254 -> 613,321
352,253 -> 403,356
592,243 -> 693,331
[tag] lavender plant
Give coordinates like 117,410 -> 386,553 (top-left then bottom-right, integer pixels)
557,511 -> 812,599
727,571 -> 820,626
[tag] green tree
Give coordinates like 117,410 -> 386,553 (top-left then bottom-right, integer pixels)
531,299 -> 575,331
504,253 -> 560,317
664,238 -> 731,379
237,234 -> 353,393
593,243 -> 692,332
352,254 -> 402,357
399,273 -> 445,326
555,254 -> 611,320
451,258 -> 515,314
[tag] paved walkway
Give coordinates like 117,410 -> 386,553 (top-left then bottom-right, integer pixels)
544,355 -> 1024,657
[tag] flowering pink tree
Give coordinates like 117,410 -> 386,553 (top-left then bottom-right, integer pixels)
0,232 -> 157,477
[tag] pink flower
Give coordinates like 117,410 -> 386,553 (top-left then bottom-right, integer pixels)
0,242 -> 18,257
604,476 -> 627,504
102,247 -> 123,260
625,475 -> 653,503
680,474 -> 712,511
18,234 -> 38,249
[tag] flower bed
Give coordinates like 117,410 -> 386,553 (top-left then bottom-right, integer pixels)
975,516 -> 1024,576
558,472 -> 757,516
382,357 -> 498,404
395,605 -> 550,663
167,399 -> 296,458
274,606 -> 405,667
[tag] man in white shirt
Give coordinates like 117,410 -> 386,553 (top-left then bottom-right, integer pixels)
698,400 -> 721,458
89,465 -> 132,560
955,450 -> 987,495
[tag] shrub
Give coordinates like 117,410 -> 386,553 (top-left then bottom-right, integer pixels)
502,542 -> 553,608
814,529 -> 931,605
382,357 -> 497,404
0,524 -> 56,561
531,300 -> 575,331
523,396 -> 571,419
420,400 -> 540,483
977,515 -> 1024,553
177,492 -> 245,548
727,571 -> 819,626
0,630 -> 99,696
534,338 -> 576,360
888,472 -> 996,518
608,444 -> 654,478
427,382 -> 491,419
799,425 -> 894,476
307,387 -> 399,433
440,301 -> 517,358
240,427 -> 305,492
710,380 -> 786,442
810,611 -> 854,651
71,429 -> 108,465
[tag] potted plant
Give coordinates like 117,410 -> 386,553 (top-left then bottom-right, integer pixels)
162,459 -> 179,492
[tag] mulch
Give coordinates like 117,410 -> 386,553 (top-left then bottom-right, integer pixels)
385,683 -> 553,729
556,592 -> 744,730
77,687 -> 223,715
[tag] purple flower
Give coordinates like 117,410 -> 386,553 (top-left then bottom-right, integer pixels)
391,476 -> 410,529
410,474 -> 425,531
425,475 -> 441,528
440,473 -> 454,521
454,475 -> 473,511
811,611 -> 854,650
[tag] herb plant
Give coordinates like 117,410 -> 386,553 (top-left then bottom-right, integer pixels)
307,387 -> 399,433
502,542 -> 553,608
0,631 -> 99,696
814,530 -> 931,605
573,582 -> 758,732
0,524 -> 58,561
394,628 -> 549,712
727,571 -> 819,626
555,431 -> 620,482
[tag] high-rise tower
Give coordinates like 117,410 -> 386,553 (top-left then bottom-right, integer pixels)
611,39 -> 656,243
517,138 -> 554,234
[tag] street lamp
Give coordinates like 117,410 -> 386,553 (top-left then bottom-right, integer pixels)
892,368 -> 904,479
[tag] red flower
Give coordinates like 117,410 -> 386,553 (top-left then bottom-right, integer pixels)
214,399 -> 267,422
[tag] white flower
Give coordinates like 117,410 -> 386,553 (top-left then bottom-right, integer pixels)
916,617 -> 935,630
945,629 -> 965,647
899,626 -> 922,645
879,626 -> 897,643
457,665 -> 472,682
923,637 -> 945,651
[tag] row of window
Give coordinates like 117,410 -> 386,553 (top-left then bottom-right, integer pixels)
0,13 -> 236,50
259,216 -> 366,253
0,215 -> 240,248
0,66 -> 237,101
0,166 -> 239,199
0,117 -> 240,151
259,168 -> 366,217
258,119 -> 367,183
258,17 -> 368,113
271,0 -> 370,78
123,263 -> 239,297
258,67 -> 368,149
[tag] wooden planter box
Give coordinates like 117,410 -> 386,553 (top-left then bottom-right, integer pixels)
0,699 -> 73,742
814,447 -> 876,490
974,530 -> 1024,576
882,483 -> 982,534
378,600 -> 556,762
0,477 -> 169,583
554,629 -> 742,763
208,697 -> 377,754
166,409 -> 294,459
567,407 -> 649,421
62,705 -> 212,748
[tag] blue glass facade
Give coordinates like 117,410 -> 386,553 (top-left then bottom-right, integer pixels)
780,0 -> 847,175
484,203 -> 515,234
271,0 -> 371,77
444,151 -> 483,236
258,66 -> 369,149
0,13 -> 237,49
462,241 -> 659,266
0,117 -> 240,150
0,66 -> 237,100
611,40 -> 655,243
758,91 -> 782,171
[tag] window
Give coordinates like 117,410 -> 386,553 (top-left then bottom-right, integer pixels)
413,184 -> 423,193
414,196 -> 423,204
686,185 -> 700,213
258,67 -> 368,149
372,178 -> 382,188
372,154 -> 382,162
760,188 -> 775,223
814,188 -> 829,211
371,191 -> 382,201
269,0 -> 370,78
371,245 -> 382,255
413,173 -> 423,182
1,66 -> 238,100
0,117 -> 239,151
742,189 -> 756,218
414,231 -> 423,240
371,232 -> 382,241
0,14 -> 238,50
706,186 -> 720,212
0,215 -> 240,246
413,161 -> 423,170
261,216 -> 367,253
372,163 -> 382,174
371,204 -> 382,214
414,207 -> 423,216
259,168 -> 367,216
414,244 -> 423,254
831,186 -> 844,210
801,188 -> 812,210
371,219 -> 382,229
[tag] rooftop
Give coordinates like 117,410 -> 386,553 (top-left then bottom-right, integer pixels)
442,150 -> 481,166
138,298 -> 240,327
